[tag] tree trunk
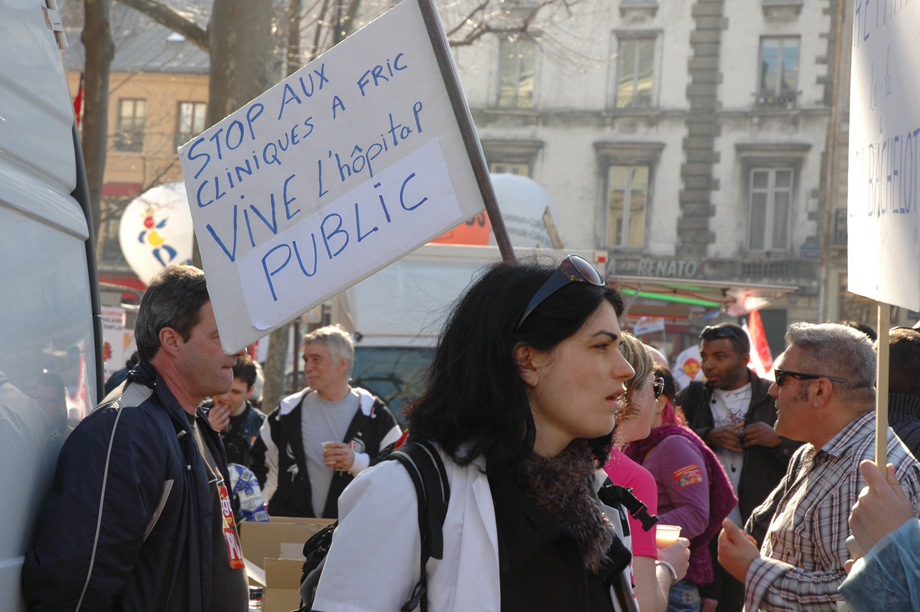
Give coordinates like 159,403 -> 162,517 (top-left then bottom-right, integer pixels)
261,326 -> 290,412
81,0 -> 115,241
286,0 -> 302,76
206,0 -> 274,126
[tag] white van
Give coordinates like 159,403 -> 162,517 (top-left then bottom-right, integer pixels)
0,0 -> 103,608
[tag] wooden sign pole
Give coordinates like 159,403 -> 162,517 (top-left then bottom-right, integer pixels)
416,0 -> 516,263
875,302 -> 890,475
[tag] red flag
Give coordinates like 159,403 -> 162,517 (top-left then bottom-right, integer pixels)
749,310 -> 774,373
73,72 -> 84,127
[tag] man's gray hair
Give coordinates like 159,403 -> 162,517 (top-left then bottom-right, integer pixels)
135,266 -> 210,362
304,324 -> 355,379
785,322 -> 876,406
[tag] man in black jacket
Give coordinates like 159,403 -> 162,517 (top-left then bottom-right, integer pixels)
22,266 -> 249,612
250,324 -> 401,518
675,323 -> 799,612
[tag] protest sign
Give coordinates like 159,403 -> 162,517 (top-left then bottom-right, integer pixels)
179,0 -> 487,352
100,306 -> 126,381
847,1 -> 920,311
847,3 -> 920,470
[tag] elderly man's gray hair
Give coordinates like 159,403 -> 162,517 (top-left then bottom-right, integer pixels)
785,323 -> 876,406
303,324 -> 355,379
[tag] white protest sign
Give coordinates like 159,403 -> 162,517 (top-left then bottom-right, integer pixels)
847,3 -> 920,310
179,0 -> 485,352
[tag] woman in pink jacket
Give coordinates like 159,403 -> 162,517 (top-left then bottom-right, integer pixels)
625,366 -> 736,612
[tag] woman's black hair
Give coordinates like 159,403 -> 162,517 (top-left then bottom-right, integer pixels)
405,260 -> 624,473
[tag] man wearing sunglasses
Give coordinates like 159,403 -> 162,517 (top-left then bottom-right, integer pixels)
675,322 -> 798,612
718,323 -> 920,612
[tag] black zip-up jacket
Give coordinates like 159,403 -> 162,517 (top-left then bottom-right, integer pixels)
675,370 -> 800,524
22,361 -> 228,612
250,387 -> 401,518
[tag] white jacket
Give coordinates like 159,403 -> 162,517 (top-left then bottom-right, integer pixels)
313,450 -> 636,612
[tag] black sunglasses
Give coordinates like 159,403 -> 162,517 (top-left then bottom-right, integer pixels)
700,325 -> 749,350
652,377 -> 665,399
517,255 -> 607,329
773,368 -> 847,387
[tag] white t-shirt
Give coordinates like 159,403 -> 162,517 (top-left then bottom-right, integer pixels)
711,382 -> 752,526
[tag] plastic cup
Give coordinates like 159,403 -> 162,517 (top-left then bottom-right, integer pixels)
321,441 -> 337,451
656,524 -> 682,548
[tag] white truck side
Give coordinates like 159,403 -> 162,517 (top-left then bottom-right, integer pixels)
0,0 -> 103,608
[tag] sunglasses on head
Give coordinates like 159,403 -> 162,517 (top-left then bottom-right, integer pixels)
652,376 -> 665,399
773,368 -> 847,387
517,255 -> 607,330
699,325 -> 748,349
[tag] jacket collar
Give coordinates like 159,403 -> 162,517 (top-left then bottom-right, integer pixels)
129,361 -> 198,428
278,386 -> 376,416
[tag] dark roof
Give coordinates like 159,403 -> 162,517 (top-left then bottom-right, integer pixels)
62,1 -> 210,75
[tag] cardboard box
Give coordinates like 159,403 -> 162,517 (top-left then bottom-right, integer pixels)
263,558 -> 306,612
240,517 -> 334,570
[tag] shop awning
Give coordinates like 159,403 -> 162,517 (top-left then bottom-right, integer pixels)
613,276 -> 798,319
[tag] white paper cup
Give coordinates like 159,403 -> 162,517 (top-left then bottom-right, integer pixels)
656,524 -> 682,548
321,441 -> 337,451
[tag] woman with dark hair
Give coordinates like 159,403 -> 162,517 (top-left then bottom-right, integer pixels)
625,366 -> 736,612
311,256 -> 689,612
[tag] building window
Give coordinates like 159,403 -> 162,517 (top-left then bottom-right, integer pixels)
749,168 -> 792,250
616,38 -> 654,109
115,99 -> 147,152
499,36 -> 535,108
757,37 -> 799,108
607,165 -> 648,247
489,161 -> 530,176
176,101 -> 207,148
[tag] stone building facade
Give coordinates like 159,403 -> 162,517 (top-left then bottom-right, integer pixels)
452,0 -> 860,355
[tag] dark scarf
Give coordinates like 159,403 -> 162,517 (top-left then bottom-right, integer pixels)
625,424 -> 737,586
512,441 -> 617,572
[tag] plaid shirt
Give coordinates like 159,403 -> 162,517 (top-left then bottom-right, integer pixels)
744,410 -> 920,612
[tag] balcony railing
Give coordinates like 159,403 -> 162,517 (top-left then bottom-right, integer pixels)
114,130 -> 144,152
755,90 -> 798,110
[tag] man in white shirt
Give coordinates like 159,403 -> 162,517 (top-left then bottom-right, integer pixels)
676,323 -> 800,612
250,324 -> 401,518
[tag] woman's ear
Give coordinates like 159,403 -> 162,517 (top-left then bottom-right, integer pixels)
514,343 -> 542,388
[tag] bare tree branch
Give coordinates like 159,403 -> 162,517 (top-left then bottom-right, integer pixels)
114,0 -> 209,51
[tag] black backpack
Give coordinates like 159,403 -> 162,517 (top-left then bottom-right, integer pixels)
296,440 -> 450,612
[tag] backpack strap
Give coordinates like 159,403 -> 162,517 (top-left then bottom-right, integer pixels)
387,440 -> 450,612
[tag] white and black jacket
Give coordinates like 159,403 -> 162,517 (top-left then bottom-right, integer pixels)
250,387 -> 401,518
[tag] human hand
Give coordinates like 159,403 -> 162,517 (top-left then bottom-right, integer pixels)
718,518 -> 760,582
844,559 -> 855,575
849,460 -> 915,553
708,423 -> 744,452
700,598 -> 718,612
659,537 -> 691,582
322,442 -> 355,470
208,402 -> 231,432
742,421 -> 782,448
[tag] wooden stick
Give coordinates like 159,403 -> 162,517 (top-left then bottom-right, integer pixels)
876,302 -> 890,475
415,0 -> 516,263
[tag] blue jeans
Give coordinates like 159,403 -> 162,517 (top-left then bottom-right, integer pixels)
668,579 -> 701,612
